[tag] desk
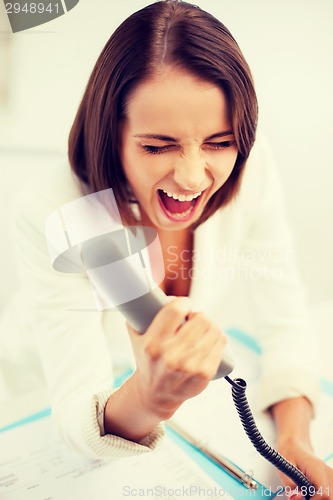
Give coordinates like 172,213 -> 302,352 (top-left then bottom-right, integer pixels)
2,381 -> 333,500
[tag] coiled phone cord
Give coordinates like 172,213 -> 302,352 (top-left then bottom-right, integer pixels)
224,376 -> 315,499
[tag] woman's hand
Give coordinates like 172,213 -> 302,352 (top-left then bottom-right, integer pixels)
127,296 -> 227,420
271,397 -> 333,499
104,296 -> 226,442
276,437 -> 333,500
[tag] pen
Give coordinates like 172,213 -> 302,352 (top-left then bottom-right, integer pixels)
167,420 -> 258,491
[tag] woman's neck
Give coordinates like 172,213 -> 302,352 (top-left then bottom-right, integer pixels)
157,228 -> 194,297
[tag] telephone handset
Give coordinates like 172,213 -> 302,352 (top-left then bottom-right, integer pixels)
80,232 -> 234,380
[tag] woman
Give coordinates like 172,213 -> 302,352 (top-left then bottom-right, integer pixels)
1,0 -> 332,496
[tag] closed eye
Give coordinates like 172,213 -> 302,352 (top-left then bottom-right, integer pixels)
142,140 -> 236,155
204,140 -> 236,150
142,145 -> 174,155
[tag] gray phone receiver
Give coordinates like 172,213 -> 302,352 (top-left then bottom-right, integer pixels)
80,230 -> 234,380
45,188 -> 233,381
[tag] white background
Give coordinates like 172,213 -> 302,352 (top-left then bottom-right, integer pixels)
0,0 -> 332,316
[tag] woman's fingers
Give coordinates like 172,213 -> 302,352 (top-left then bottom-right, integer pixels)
128,296 -> 192,339
277,441 -> 333,500
155,312 -> 227,380
127,297 -> 228,409
126,296 -> 190,351
176,328 -> 226,381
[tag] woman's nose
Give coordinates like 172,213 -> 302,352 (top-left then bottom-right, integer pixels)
173,150 -> 207,191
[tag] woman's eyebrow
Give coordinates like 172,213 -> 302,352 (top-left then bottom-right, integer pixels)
204,130 -> 234,140
133,133 -> 177,142
133,130 -> 234,142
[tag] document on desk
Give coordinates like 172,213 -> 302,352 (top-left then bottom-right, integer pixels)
170,332 -> 333,492
0,413 -> 235,500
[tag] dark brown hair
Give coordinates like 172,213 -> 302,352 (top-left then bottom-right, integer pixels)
68,0 -> 258,228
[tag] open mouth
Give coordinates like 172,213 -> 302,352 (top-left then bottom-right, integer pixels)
157,189 -> 203,221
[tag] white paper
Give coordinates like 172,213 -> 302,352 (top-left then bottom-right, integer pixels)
0,416 -> 234,500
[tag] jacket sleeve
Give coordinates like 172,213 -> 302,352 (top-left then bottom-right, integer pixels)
237,138 -> 321,414
11,173 -> 164,459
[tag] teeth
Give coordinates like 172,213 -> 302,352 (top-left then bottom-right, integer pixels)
162,190 -> 202,201
166,205 -> 194,219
